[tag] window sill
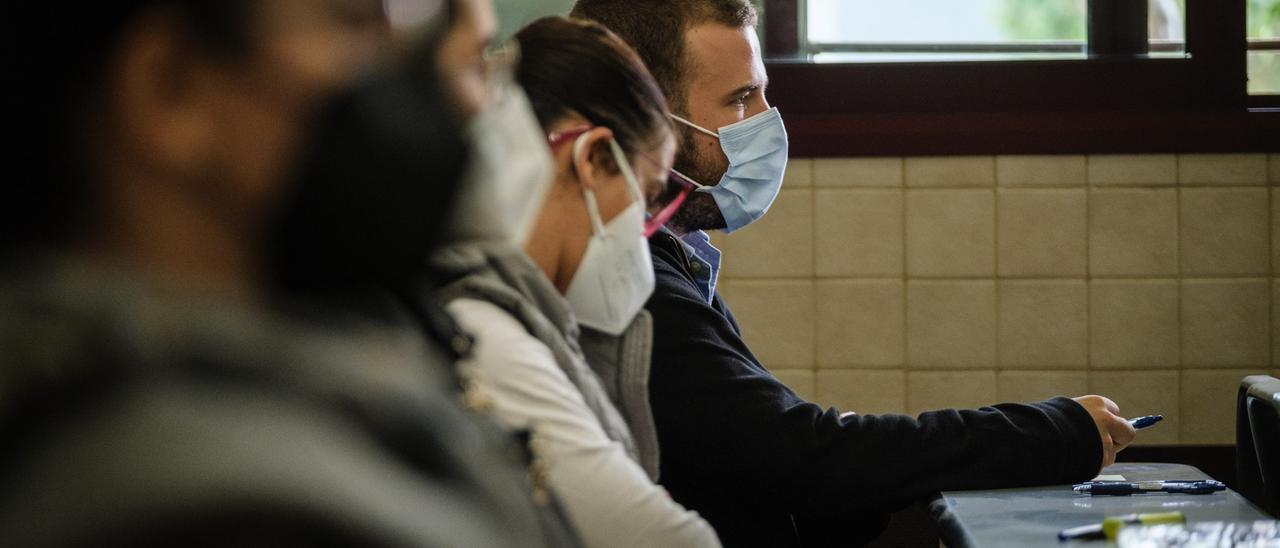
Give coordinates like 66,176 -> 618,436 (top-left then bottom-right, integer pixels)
779,109 -> 1279,157
765,59 -> 1279,156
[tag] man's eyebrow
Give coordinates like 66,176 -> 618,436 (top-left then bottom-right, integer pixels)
723,84 -> 759,102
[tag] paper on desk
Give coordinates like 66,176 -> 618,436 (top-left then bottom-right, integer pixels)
1091,474 -> 1127,481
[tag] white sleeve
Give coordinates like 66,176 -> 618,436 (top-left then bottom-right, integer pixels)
448,298 -> 721,548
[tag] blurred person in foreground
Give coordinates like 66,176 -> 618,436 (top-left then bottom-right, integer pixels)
426,15 -> 720,547
1,1 -> 565,545
571,1 -> 1138,546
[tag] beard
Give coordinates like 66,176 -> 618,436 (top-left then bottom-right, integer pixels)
666,125 -> 728,234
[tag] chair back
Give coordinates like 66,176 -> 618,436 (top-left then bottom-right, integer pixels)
1237,375 -> 1280,517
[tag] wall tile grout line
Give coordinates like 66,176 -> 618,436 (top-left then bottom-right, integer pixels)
900,157 -> 910,380
1084,155 -> 1093,378
810,170 -> 818,375
1269,180 -> 1275,370
991,155 -> 1002,375
1175,154 -> 1184,446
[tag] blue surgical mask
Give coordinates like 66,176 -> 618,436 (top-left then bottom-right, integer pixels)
670,107 -> 789,233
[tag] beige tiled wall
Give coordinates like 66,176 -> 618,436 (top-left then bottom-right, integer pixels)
719,153 -> 1280,446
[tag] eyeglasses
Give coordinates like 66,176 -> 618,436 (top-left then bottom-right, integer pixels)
548,127 -> 693,238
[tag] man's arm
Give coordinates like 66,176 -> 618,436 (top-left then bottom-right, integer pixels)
646,258 -> 1105,515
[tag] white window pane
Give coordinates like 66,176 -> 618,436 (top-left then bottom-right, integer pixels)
1248,51 -> 1280,94
806,0 -> 1183,45
806,0 -> 1085,44
1149,0 -> 1185,41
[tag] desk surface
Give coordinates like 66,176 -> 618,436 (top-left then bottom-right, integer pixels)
929,462 -> 1272,547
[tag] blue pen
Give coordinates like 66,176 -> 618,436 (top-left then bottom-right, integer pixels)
1129,415 -> 1163,429
1072,480 -> 1225,496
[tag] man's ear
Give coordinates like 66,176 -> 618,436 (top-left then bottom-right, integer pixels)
570,126 -> 618,190
108,12 -> 218,179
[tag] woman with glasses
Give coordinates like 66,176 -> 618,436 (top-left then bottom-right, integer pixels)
429,15 -> 717,548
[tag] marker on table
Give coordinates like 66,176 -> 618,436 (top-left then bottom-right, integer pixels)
1057,511 -> 1185,541
1129,415 -> 1163,429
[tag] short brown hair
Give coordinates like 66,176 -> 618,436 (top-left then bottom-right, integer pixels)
570,0 -> 757,112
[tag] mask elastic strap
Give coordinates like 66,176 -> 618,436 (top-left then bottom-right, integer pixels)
671,168 -> 712,191
572,132 -> 610,237
607,138 -> 646,205
669,113 -> 720,139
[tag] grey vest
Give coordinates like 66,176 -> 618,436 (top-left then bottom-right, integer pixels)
433,243 -> 660,480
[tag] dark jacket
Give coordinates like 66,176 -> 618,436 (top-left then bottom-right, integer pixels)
645,232 -> 1103,547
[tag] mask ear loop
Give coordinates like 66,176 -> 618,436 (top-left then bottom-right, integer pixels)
669,113 -> 720,139
671,168 -> 712,191
572,132 -> 610,238
668,115 -> 720,194
607,138 -> 646,206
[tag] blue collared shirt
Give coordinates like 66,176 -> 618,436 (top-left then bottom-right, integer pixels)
677,230 -> 721,304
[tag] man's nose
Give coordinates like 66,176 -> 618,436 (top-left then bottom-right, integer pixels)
752,93 -> 771,117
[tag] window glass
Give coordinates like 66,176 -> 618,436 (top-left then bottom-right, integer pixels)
1249,52 -> 1280,94
1249,0 -> 1280,39
806,0 -> 1185,55
807,0 -> 1084,44
1249,0 -> 1280,95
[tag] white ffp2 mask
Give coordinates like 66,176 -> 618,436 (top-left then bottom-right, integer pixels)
562,136 -> 655,335
444,84 -> 555,246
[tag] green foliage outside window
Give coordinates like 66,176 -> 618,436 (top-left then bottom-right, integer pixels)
1249,0 -> 1280,37
997,0 -> 1087,41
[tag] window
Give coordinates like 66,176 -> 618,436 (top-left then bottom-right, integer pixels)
804,0 -> 1185,62
1248,0 -> 1280,94
758,0 -> 1279,156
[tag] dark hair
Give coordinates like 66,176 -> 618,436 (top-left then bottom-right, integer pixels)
5,2 -> 247,255
569,0 -> 757,112
514,16 -> 673,163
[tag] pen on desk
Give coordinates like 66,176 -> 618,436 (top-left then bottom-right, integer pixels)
1057,511 -> 1184,541
1072,479 -> 1225,495
1129,415 -> 1163,429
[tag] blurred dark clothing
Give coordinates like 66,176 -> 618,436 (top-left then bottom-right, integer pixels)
0,256 -> 570,547
644,232 -> 1103,547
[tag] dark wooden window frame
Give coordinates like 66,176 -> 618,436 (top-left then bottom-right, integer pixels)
762,0 -> 1280,157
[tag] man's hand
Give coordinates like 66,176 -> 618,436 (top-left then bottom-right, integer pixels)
1071,395 -> 1137,471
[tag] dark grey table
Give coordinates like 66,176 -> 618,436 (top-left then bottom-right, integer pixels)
929,463 -> 1272,547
